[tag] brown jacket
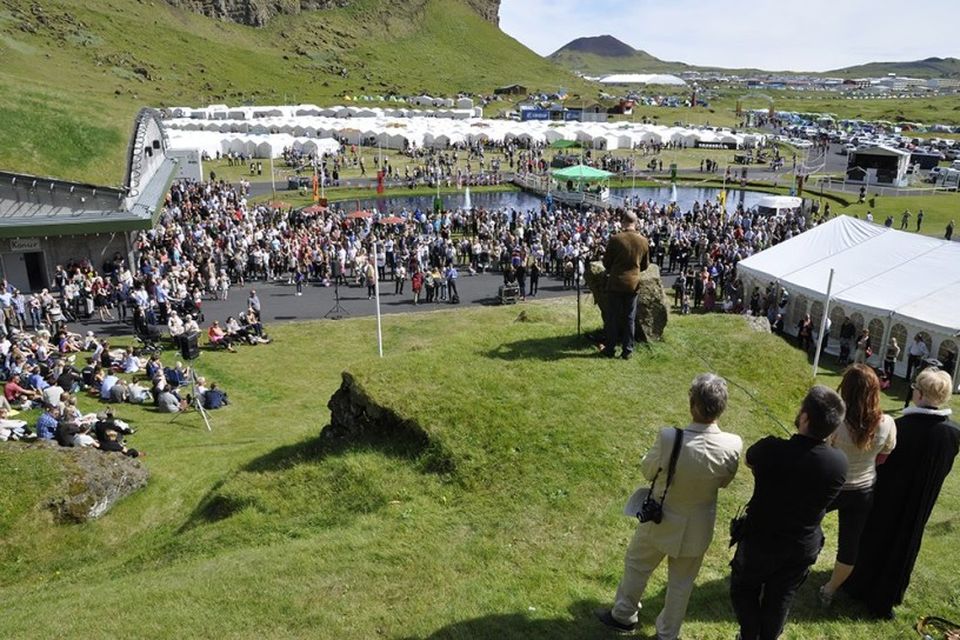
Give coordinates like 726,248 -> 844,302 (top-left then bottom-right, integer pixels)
603,229 -> 650,292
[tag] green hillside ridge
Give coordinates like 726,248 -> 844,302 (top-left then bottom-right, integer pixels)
1,299 -> 958,638
550,35 -> 960,79
829,56 -> 960,79
0,0 -> 591,185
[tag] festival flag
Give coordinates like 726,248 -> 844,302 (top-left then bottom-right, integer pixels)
312,168 -> 319,203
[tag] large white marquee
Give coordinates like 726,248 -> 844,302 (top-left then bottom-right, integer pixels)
738,215 -> 960,381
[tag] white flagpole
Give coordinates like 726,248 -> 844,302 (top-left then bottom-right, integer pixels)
270,155 -> 276,199
372,241 -> 383,358
812,268 -> 835,377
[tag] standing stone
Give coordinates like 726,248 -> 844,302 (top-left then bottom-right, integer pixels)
584,261 -> 669,342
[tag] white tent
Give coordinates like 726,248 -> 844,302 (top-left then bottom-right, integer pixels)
755,195 -> 802,215
737,215 -> 960,381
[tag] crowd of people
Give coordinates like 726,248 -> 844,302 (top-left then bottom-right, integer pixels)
595,208 -> 957,638
2,155 -> 952,638
130,172 -> 810,321
596,366 -> 958,640
0,316 -> 234,448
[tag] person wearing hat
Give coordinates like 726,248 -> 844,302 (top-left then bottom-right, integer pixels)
601,210 -> 650,360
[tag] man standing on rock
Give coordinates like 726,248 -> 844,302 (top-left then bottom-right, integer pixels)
601,210 -> 649,360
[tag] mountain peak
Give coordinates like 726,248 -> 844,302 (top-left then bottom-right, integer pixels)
552,35 -> 635,58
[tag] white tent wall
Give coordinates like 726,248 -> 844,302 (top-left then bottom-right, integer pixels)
738,216 -> 960,382
160,104 -> 781,156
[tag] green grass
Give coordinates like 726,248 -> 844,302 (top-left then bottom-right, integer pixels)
837,192 -> 960,238
0,300 -> 957,638
0,0 -> 592,184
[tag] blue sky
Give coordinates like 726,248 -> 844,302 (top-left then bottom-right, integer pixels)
499,0 -> 959,71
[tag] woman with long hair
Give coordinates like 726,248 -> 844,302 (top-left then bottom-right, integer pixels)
845,368 -> 960,619
820,364 -> 897,605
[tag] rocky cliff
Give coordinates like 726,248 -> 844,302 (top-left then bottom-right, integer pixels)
165,0 -> 499,27
464,0 -> 499,25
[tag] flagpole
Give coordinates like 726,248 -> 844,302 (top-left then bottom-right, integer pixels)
812,268 -> 835,378
270,155 -> 276,199
372,241 -> 383,358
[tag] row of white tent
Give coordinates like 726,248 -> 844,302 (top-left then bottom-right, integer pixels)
163,114 -> 767,156
167,104 -> 480,121
167,130 -> 341,160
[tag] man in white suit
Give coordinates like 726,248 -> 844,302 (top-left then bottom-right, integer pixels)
597,373 -> 743,639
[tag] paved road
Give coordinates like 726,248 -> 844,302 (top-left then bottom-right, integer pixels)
72,270 -> 589,338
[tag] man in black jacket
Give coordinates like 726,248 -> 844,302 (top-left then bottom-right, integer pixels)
730,386 -> 848,640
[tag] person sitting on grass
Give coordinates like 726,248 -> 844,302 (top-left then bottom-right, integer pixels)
5,373 -> 40,410
144,353 -> 163,382
207,321 -> 237,352
70,422 -> 99,448
0,406 -> 29,441
55,328 -> 82,355
35,405 -> 59,441
167,310 -> 186,348
41,376 -> 64,408
99,428 -> 141,458
127,380 -> 152,405
108,379 -> 130,404
157,384 -> 187,414
243,308 -> 270,343
202,382 -> 229,410
121,346 -> 145,375
99,370 -> 120,401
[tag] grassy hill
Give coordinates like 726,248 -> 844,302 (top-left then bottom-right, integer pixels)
1,298 -> 958,638
548,35 -> 694,76
550,35 -> 960,82
830,57 -> 960,79
0,0 -> 592,185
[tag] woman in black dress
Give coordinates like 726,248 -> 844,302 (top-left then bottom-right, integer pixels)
844,368 -> 959,619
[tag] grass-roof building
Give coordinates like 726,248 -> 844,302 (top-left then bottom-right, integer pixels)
0,109 -> 179,291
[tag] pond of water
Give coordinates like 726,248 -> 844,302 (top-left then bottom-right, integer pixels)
336,186 -> 768,214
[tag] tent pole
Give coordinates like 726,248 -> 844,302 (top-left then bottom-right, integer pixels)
373,241 -> 383,358
812,268 -> 834,378
878,312 -> 895,377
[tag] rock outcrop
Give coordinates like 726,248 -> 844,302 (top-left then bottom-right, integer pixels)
165,0 -> 350,27
326,372 -> 454,475
743,314 -> 772,333
584,262 -> 669,342
32,442 -> 150,523
164,0 -> 500,27
464,0 -> 499,25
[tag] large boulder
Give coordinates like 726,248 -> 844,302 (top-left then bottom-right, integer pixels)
584,262 -> 669,342
31,442 -> 150,523
743,314 -> 772,333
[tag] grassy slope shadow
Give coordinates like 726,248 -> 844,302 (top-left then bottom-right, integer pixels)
178,370 -> 455,532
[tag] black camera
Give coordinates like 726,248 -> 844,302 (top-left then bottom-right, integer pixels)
637,495 -> 663,524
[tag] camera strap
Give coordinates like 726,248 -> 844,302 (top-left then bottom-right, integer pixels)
659,427 -> 684,503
